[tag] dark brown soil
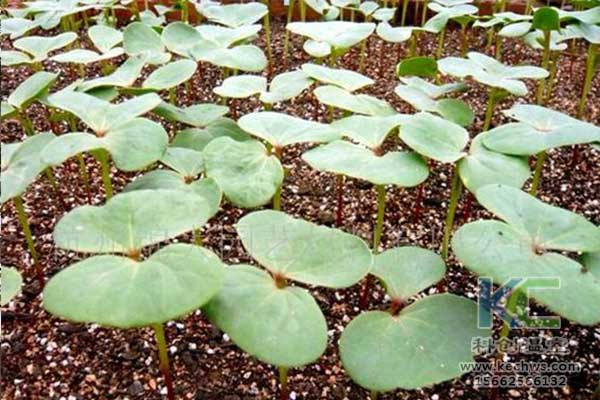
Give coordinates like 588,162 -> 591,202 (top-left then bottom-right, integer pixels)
1,18 -> 599,400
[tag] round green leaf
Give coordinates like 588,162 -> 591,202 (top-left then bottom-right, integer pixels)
203,137 -> 283,208
171,119 -> 250,150
332,114 -> 408,149
532,7 -> 561,31
142,59 -> 197,90
376,22 -> 414,43
43,244 -> 225,328
204,264 -> 327,367
123,22 -> 170,64
340,294 -> 490,391
160,146 -> 204,178
396,56 -> 438,78
302,63 -> 374,91
1,266 -> 23,306
199,2 -> 268,27
373,247 -> 445,299
452,220 -> 600,325
303,39 -> 332,58
125,172 -> 222,218
14,32 -> 77,61
214,75 -> 267,99
302,140 -> 429,187
238,112 -> 340,147
153,102 -> 229,127
287,21 -> 376,50
1,132 -> 56,204
482,104 -> 600,155
236,210 -> 373,288
400,112 -> 469,163
314,85 -> 396,116
458,135 -> 530,192
8,71 -> 57,110
89,24 -> 123,53
53,189 -> 212,254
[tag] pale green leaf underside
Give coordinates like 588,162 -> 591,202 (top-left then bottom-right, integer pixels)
53,189 -> 211,254
43,244 -> 225,328
301,63 -> 374,91
1,266 -> 23,306
238,111 -> 340,147
203,137 -> 283,208
1,132 -> 56,204
458,135 -> 530,192
302,140 -> 429,187
340,294 -> 490,391
475,184 -> 600,252
204,264 -> 327,367
452,220 -> 600,325
482,104 -> 600,155
332,114 -> 408,149
373,247 -> 445,299
236,210 -> 373,288
400,112 -> 469,163
314,85 -> 396,116
8,71 -> 57,110
124,171 -> 222,219
41,118 -> 168,172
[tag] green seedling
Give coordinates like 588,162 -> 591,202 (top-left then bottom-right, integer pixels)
0,17 -> 38,39
51,25 -> 123,76
1,32 -> 77,69
205,210 -> 372,399
228,111 -> 339,209
473,11 -> 532,58
453,184 -> 600,327
123,21 -> 172,65
438,51 -> 548,131
1,132 -> 56,286
213,70 -> 313,114
424,2 -> 478,58
482,104 -> 600,195
1,266 -> 23,307
153,102 -> 229,128
42,90 -> 167,200
43,189 -> 225,400
23,0 -> 95,30
2,71 -> 58,136
162,22 -> 267,73
286,21 -> 375,72
340,247 -> 490,398
314,86 -> 395,117
531,7 -> 561,105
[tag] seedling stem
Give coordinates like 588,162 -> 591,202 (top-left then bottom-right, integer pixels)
98,151 -> 114,200
529,150 -> 547,196
152,323 -> 175,400
14,196 -> 44,287
441,166 -> 462,260
535,30 -> 552,105
278,366 -> 289,399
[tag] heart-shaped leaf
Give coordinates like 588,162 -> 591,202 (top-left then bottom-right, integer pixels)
314,85 -> 396,116
287,21 -> 376,51
1,266 -> 23,306
198,45 -> 267,72
438,52 -> 549,96
14,32 -> 77,61
125,172 -> 221,218
53,189 -> 211,254
236,210 -> 373,288
153,102 -> 229,127
89,24 -> 123,53
332,114 -> 408,149
123,22 -> 171,64
457,135 -> 530,192
400,112 -> 469,162
214,75 -> 267,98
77,57 -> 146,92
204,264 -> 327,367
302,140 -> 429,186
340,294 -> 490,391
1,132 -> 55,204
52,47 -> 124,64
43,243 -> 225,328
7,71 -> 58,110
171,119 -> 250,150
482,104 -> 600,155
142,59 -> 197,91
452,184 -> 600,325
373,247 -> 445,299
376,22 -> 414,43
532,7 -> 561,31
199,2 -> 268,27
203,137 -> 283,208
302,63 -> 373,91
238,112 -> 340,147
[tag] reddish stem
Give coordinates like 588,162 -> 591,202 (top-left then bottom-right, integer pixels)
570,146 -> 581,169
462,191 -> 473,222
379,41 -> 385,78
359,275 -> 374,310
411,184 -> 425,223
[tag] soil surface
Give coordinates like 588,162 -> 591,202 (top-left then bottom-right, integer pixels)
1,17 -> 599,400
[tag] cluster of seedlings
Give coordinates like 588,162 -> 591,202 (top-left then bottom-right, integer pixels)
1,0 -> 600,399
